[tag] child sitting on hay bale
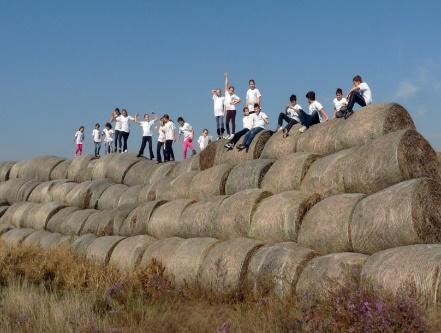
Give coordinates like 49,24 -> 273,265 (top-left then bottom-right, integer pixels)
344,75 -> 373,118
237,104 -> 269,152
277,94 -> 301,133
224,107 -> 253,150
333,88 -> 348,118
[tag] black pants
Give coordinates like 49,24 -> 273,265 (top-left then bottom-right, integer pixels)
298,110 -> 320,128
114,130 -> 120,151
225,110 -> 236,135
120,131 -> 129,152
278,113 -> 292,127
139,136 -> 154,159
285,118 -> 299,133
347,91 -> 366,111
229,128 -> 249,146
157,141 -> 164,162
164,140 -> 175,161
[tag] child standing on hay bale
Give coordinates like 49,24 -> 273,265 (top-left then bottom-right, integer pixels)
344,75 -> 372,118
177,116 -> 197,159
224,107 -> 252,150
111,109 -> 135,153
224,72 -> 241,140
246,79 -> 261,114
74,126 -> 85,156
163,114 -> 176,162
111,108 -> 121,153
295,91 -> 329,133
91,123 -> 102,158
102,122 -> 114,155
135,113 -> 157,159
156,117 -> 166,163
237,104 -> 268,152
198,129 -> 212,151
277,94 -> 301,131
333,88 -> 348,118
211,85 -> 226,140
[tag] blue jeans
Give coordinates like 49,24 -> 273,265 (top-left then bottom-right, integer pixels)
243,127 -> 264,147
347,91 -> 366,111
216,116 -> 225,136
298,109 -> 320,128
94,142 -> 101,156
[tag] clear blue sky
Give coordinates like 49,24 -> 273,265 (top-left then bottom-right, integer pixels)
1,0 -> 440,160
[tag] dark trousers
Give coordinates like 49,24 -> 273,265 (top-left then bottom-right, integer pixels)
216,116 -> 225,136
120,131 -> 129,152
243,127 -> 264,147
225,110 -> 236,134
94,142 -> 101,156
230,128 -> 249,146
298,109 -> 320,128
347,91 -> 366,111
114,130 -> 120,151
157,141 -> 164,162
164,140 -> 174,161
139,136 -> 154,159
278,113 -> 292,127
285,118 -> 299,133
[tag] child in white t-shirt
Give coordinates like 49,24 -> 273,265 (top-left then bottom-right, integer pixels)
333,88 -> 348,118
246,79 -> 261,113
224,107 -> 252,150
156,117 -> 166,163
91,123 -> 102,157
102,122 -> 114,155
345,75 -> 372,118
198,129 -> 212,151
277,94 -> 301,131
177,116 -> 196,159
224,72 -> 241,139
211,86 -> 225,140
294,91 -> 329,133
112,109 -> 135,153
135,113 -> 157,159
111,108 -> 121,152
74,126 -> 85,156
163,114 -> 176,162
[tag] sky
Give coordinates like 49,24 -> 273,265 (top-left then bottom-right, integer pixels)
1,0 -> 441,161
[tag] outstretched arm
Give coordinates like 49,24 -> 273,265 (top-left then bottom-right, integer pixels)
224,72 -> 228,93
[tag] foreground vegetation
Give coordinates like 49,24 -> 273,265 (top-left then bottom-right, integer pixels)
0,242 -> 438,332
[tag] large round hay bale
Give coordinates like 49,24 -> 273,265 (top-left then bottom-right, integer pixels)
49,181 -> 77,203
0,223 -> 13,236
249,191 -> 320,242
0,179 -> 29,204
0,161 -> 16,181
139,237 -> 184,272
109,235 -> 156,270
147,162 -> 177,185
85,236 -> 126,264
297,193 -> 365,254
225,159 -> 274,195
90,154 -> 115,180
109,205 -> 137,236
78,159 -> 99,183
1,202 -> 38,228
215,189 -> 272,239
16,180 -> 41,202
351,178 -> 441,254
28,180 -> 70,203
119,200 -> 167,236
105,153 -> 142,184
199,140 -> 219,170
360,244 -> 441,307
198,238 -> 264,295
21,202 -> 66,230
19,155 -> 66,181
58,209 -> 97,235
71,233 -> 96,256
260,124 -> 303,159
122,160 -> 158,186
49,160 -> 71,180
65,180 -> 113,209
188,164 -> 234,200
296,103 -> 415,155
177,196 -> 227,239
246,242 -> 318,298
81,210 -> 114,236
8,161 -> 27,179
169,156 -> 201,177
40,233 -> 72,250
46,206 -> 81,233
67,155 -> 97,182
1,228 -> 35,246
156,171 -> 198,201
117,185 -> 143,207
214,130 -> 272,166
21,230 -> 58,248
97,184 -> 129,210
167,237 -> 219,287
295,252 -> 368,303
138,176 -> 174,202
260,153 -> 320,193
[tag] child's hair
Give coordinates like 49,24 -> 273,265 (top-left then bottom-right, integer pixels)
121,108 -> 127,114
228,85 -> 235,91
114,108 -> 121,115
163,114 -> 170,120
243,107 -> 249,112
249,79 -> 255,85
159,117 -> 165,125
105,122 -> 112,129
290,94 -> 297,102
177,117 -> 185,123
353,75 -> 362,82
95,123 -> 100,128
254,103 -> 260,109
305,91 -> 316,100
114,107 -> 120,112
79,126 -> 84,131
336,88 -> 343,95
203,128 -> 209,133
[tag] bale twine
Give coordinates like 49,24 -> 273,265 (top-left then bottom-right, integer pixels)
105,153 -> 142,184
246,242 -> 318,298
58,209 -> 97,235
49,160 -> 71,180
119,200 -> 167,236
138,177 -> 174,202
297,193 -> 366,254
65,180 -> 113,209
166,237 -> 219,287
49,181 -> 77,203
249,191 -> 321,242
188,164 -> 234,200
260,124 -> 304,159
1,228 -> 36,247
85,235 -> 126,265
140,237 -> 185,271
110,205 -> 137,236
225,159 -> 274,195
0,161 -> 16,181
97,184 -> 129,210
170,155 -> 201,177
155,171 -> 198,201
1,202 -> 38,228
295,252 -> 368,303
198,238 -> 264,296
147,162 -> 177,185
351,178 -> 441,254
199,140 -> 219,170
67,155 -> 97,182
296,103 -> 415,155
46,206 -> 81,233
260,153 -> 320,193
215,189 -> 272,239
122,160 -> 158,186
117,185 -> 143,207
360,244 -> 441,307
18,155 -> 66,181
109,235 -> 157,271
71,233 -> 96,257
0,179 -> 29,204
21,202 -> 66,230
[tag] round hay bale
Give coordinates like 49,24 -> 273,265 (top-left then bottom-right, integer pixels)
249,191 -> 321,242
49,160 -> 71,180
109,235 -> 157,270
58,209 -> 97,235
295,252 -> 368,303
177,196 -> 228,239
21,202 -> 66,230
296,103 -> 415,155
0,206 -> 9,219
198,238 -> 264,295
15,180 -> 41,202
67,155 -> 97,182
19,155 -> 66,181
110,205 -> 137,236
260,153 -> 320,193
71,233 -> 96,257
246,242 -> 318,298
1,228 -> 35,247
360,244 -> 441,307
65,180 -> 113,209
0,179 -> 29,204
117,185 -> 143,207
22,230 -> 53,248
1,202 -> 38,228
156,171 -> 198,201
170,156 -> 201,177
214,130 -> 273,166
90,154 -> 115,180
351,178 -> 441,254
225,159 -> 274,195
148,199 -> 197,239
140,237 -> 184,271
106,153 -> 142,184
199,140 -> 219,170
49,181 -> 77,203
46,206 -> 81,233
86,235 -> 126,264
119,200 -> 167,236
0,223 -> 13,236
97,184 -> 129,210
28,180 -> 70,203
77,159 -> 99,183
81,210 -> 114,236
297,193 -> 365,254
215,189 -> 272,239
188,164 -> 234,200
138,176 -> 174,202
122,160 -> 158,186
8,160 -> 27,179
260,124 -> 303,159
0,161 -> 16,181
147,162 -> 177,185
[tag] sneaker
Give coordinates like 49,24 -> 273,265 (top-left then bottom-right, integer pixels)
223,134 -> 230,139
282,128 -> 288,138
344,110 -> 354,119
229,134 -> 235,140
299,126 -> 307,133
224,143 -> 231,149
226,144 -> 233,151
277,127 -> 283,132
217,136 -> 222,141
237,144 -> 246,151
136,154 -> 143,158
192,149 -> 197,156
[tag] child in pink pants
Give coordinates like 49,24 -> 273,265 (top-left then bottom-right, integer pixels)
177,117 -> 196,160
74,126 -> 85,156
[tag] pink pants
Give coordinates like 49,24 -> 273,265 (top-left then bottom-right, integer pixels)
183,137 -> 194,160
75,143 -> 83,156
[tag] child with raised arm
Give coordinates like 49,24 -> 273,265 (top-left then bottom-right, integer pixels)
333,88 -> 348,118
136,112 -> 157,159
277,94 -> 301,132
92,123 -> 102,157
74,126 -> 85,156
345,75 -> 372,118
224,107 -> 252,150
156,117 -> 166,163
198,129 -> 212,151
246,79 -> 261,113
112,109 -> 135,153
237,104 -> 269,153
177,117 -> 196,160
224,72 -> 241,139
211,86 -> 225,140
102,122 -> 114,155
163,114 -> 176,162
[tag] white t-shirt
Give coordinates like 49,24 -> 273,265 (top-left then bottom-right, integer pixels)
140,120 -> 155,137
246,88 -> 261,111
198,135 -> 211,150
333,97 -> 348,112
308,101 -> 325,122
242,115 -> 253,130
179,122 -> 193,139
92,129 -> 101,142
213,95 -> 225,116
75,131 -> 84,144
359,82 -> 372,105
286,104 -> 302,119
165,121 -> 175,140
114,117 -> 122,131
250,112 -> 268,129
102,128 -> 114,143
116,115 -> 135,133
158,125 -> 166,142
224,92 -> 240,111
